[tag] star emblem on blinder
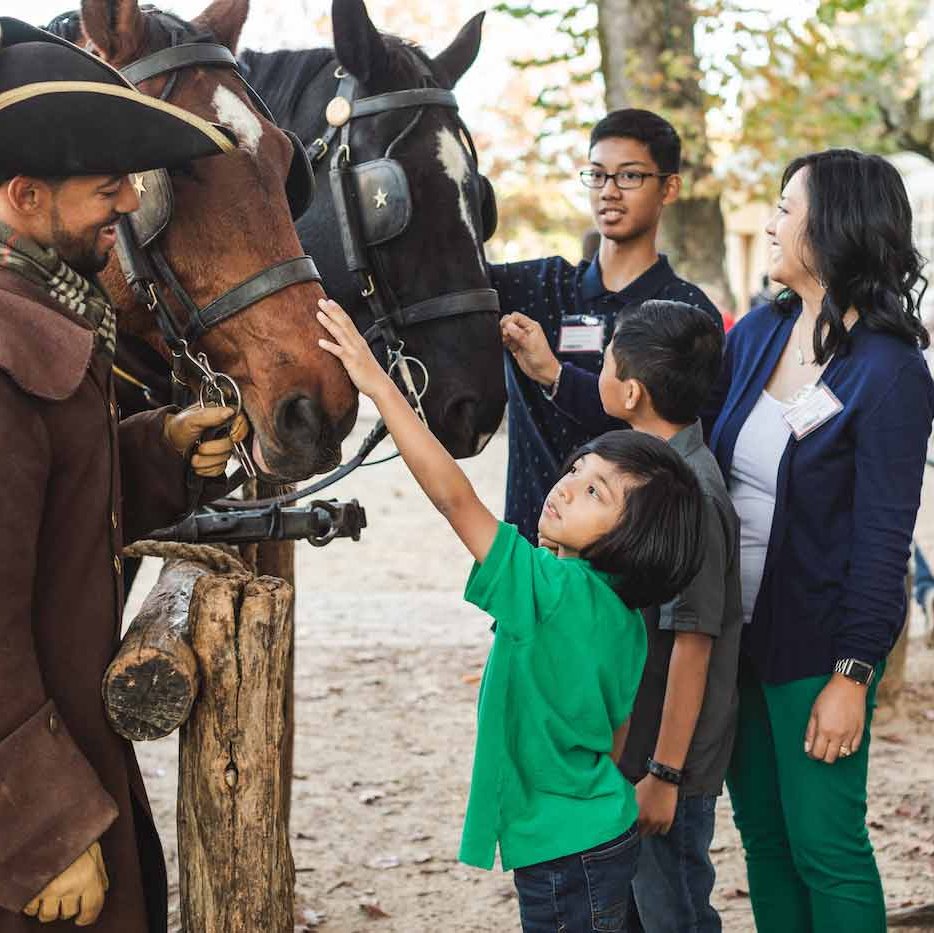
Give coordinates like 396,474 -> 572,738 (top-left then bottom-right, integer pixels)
131,174 -> 147,197
373,187 -> 388,209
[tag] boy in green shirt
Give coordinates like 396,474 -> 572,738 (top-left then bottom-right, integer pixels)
315,298 -> 705,933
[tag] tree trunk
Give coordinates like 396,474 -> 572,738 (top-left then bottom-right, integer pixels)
596,0 -> 732,303
178,573 -> 295,933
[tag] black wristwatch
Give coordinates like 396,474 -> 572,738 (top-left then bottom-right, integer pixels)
833,658 -> 875,686
646,757 -> 683,786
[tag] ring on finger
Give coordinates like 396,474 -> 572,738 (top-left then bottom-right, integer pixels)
839,745 -> 852,757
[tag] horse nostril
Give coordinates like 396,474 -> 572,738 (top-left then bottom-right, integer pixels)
275,395 -> 324,447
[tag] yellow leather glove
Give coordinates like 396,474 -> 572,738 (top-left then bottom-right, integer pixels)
22,841 -> 109,925
162,405 -> 250,478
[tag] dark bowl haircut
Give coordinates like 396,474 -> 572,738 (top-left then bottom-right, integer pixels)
774,148 -> 929,362
611,300 -> 723,425
589,109 -> 681,176
558,430 -> 704,610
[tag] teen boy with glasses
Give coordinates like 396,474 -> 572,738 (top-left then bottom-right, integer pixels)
492,109 -> 722,545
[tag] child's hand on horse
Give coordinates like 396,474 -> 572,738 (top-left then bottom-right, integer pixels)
316,298 -> 392,398
22,840 -> 109,926
163,405 -> 250,477
501,312 -> 561,386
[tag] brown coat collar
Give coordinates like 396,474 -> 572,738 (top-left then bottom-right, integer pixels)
0,269 -> 96,400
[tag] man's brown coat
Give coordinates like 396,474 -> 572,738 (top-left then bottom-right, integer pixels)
0,270 -> 192,933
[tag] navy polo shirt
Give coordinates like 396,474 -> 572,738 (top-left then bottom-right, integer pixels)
490,255 -> 721,542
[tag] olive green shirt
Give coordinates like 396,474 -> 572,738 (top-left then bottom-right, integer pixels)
459,522 -> 647,871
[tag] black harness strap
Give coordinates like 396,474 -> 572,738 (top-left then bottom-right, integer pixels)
361,288 -> 500,345
350,87 -> 457,118
121,42 -> 277,122
183,256 -> 321,341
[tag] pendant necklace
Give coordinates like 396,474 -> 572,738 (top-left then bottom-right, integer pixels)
795,317 -> 809,366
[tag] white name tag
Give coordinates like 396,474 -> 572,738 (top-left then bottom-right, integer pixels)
783,382 -> 843,440
558,318 -> 604,354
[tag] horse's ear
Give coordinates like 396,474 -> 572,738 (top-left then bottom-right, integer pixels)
80,0 -> 147,66
192,0 -> 250,53
332,0 -> 388,85
432,12 -> 484,89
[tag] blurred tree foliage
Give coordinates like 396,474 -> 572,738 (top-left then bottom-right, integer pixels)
494,0 -> 732,298
493,0 -> 934,220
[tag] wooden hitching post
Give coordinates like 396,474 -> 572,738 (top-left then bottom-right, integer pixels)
177,573 -> 296,933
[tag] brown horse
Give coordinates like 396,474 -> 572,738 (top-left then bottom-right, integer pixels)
78,0 -> 358,483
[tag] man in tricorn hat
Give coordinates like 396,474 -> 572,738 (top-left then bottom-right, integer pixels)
0,19 -> 247,932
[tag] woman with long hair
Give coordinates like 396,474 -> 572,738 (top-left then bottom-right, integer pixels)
705,149 -> 934,931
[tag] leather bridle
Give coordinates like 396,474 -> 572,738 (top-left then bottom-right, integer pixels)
111,11 -> 323,475
307,61 -> 500,418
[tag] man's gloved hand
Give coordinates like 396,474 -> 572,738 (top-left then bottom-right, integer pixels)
163,405 -> 250,478
22,841 -> 109,926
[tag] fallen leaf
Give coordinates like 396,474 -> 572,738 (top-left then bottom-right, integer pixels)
723,888 -> 749,900
326,879 -> 351,894
359,901 -> 391,919
366,854 -> 401,870
359,790 -> 385,805
876,732 -> 906,744
461,672 -> 483,685
411,851 -> 433,864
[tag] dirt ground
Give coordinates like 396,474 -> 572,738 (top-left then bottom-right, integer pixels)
129,406 -> 934,932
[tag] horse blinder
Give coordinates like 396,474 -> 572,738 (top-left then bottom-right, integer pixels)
351,158 -> 412,245
478,173 -> 497,242
284,129 -> 316,220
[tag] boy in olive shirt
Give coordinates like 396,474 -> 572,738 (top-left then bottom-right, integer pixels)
599,300 -> 743,932
315,297 -> 705,933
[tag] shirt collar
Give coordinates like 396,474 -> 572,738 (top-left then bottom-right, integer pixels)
581,254 -> 674,303
668,418 -> 704,459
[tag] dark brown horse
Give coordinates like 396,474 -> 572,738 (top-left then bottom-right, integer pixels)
77,0 -> 358,483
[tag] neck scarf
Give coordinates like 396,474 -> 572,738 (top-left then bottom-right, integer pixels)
0,220 -> 117,359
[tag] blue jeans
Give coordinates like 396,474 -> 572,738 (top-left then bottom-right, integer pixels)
630,794 -> 721,933
513,825 -> 641,932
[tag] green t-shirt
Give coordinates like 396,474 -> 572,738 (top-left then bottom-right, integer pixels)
459,522 -> 647,871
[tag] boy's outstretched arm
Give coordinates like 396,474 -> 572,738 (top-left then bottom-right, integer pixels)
316,299 -> 498,563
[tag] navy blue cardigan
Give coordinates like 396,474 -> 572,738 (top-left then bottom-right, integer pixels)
704,304 -> 934,684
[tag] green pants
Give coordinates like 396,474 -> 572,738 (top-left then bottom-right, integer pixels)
726,665 -> 885,933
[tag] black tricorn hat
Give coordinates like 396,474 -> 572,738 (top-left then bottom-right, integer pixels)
0,17 -> 237,180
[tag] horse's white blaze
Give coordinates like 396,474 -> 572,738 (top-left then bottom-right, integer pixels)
212,85 -> 263,155
436,128 -> 484,271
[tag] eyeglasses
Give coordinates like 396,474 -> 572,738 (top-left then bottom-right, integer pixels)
579,169 -> 672,190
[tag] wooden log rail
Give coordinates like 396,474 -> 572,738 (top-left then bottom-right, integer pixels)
103,544 -> 250,741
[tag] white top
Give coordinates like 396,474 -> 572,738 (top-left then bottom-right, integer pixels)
730,391 -> 793,625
